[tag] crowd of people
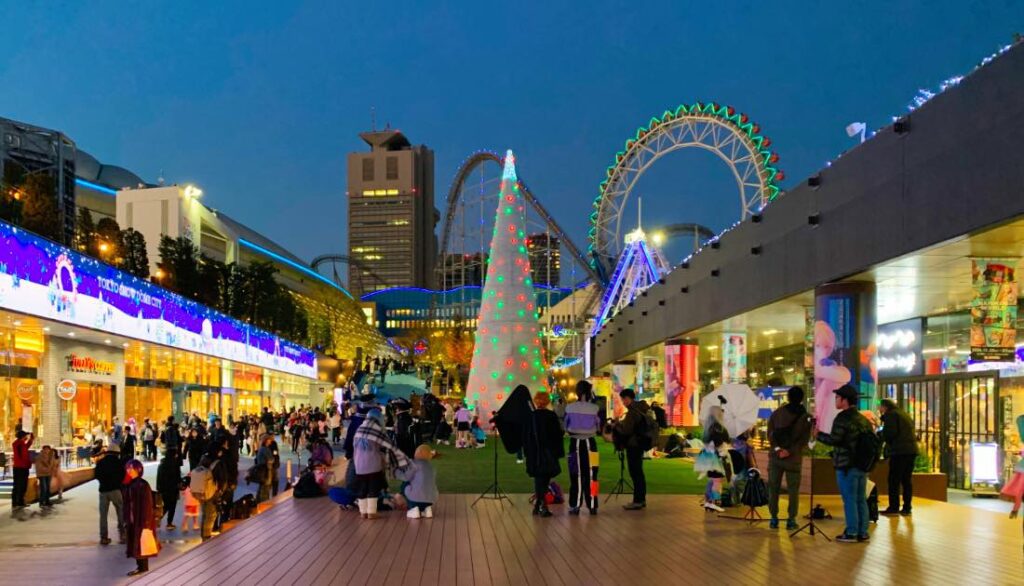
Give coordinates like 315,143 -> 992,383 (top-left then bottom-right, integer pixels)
12,365 -> 1016,579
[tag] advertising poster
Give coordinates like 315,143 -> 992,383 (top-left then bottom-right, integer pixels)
664,343 -> 682,426
722,332 -> 747,384
814,283 -> 877,432
970,259 -> 1019,361
591,376 -> 614,420
609,363 -> 636,420
664,342 -> 700,427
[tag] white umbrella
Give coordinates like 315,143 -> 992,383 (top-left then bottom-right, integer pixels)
699,383 -> 760,438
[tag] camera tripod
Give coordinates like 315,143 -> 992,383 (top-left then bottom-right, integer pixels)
472,430 -> 511,508
790,455 -> 830,541
605,450 -> 633,503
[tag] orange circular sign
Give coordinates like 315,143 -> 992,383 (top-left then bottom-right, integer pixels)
56,379 -> 77,401
16,383 -> 35,400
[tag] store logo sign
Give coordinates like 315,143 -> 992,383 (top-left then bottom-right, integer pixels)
877,318 -> 923,376
66,353 -> 115,376
57,379 -> 77,401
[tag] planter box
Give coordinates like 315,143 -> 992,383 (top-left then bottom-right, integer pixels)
753,451 -> 947,501
24,467 -> 96,504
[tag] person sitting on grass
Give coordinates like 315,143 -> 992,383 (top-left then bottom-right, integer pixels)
396,444 -> 438,519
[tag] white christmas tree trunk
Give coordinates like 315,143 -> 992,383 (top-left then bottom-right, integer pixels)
465,150 -> 548,412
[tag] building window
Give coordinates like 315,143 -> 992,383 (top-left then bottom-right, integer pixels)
362,159 -> 374,181
386,157 -> 398,180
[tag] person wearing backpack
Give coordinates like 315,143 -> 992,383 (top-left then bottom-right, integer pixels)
192,454 -> 226,541
814,384 -> 875,544
878,399 -> 917,517
141,421 -> 156,461
613,388 -> 651,510
767,386 -> 812,530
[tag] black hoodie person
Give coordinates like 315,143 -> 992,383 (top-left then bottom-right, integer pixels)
766,386 -> 812,529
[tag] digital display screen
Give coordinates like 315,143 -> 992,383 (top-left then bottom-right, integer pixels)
0,221 -> 316,378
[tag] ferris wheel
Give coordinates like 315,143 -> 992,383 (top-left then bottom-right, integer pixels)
588,102 -> 783,278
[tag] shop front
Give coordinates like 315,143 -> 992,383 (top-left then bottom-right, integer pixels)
40,337 -> 125,445
0,319 -> 43,443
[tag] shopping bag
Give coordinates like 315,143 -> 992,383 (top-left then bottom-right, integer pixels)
589,451 -> 600,467
140,528 -> 159,557
590,480 -> 599,497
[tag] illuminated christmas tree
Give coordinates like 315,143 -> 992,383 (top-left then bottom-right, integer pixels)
465,150 -> 548,411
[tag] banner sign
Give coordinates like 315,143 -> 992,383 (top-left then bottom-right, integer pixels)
0,220 -> 317,378
970,259 -> 1018,361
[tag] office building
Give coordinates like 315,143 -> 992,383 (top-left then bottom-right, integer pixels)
527,232 -> 561,287
0,116 -> 77,244
346,129 -> 437,296
440,252 -> 487,289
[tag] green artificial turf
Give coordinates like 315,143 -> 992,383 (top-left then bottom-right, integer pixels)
422,437 -> 706,495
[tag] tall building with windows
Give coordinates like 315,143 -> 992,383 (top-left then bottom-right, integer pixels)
346,129 -> 437,296
526,233 -> 561,287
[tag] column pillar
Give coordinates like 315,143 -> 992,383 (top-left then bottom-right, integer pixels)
812,281 -> 877,432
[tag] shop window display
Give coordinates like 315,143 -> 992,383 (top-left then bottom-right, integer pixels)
61,382 -> 113,444
0,325 -> 43,444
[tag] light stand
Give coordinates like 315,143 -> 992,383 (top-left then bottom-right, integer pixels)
604,450 -> 633,503
790,448 -> 830,542
718,469 -> 767,524
473,430 -> 511,508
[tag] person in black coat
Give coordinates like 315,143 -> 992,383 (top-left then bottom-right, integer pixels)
185,428 -> 207,471
523,391 -> 565,517
393,400 -> 419,458
155,454 -> 181,530
879,399 -> 918,516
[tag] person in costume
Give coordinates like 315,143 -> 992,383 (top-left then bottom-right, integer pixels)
696,405 -> 730,512
564,380 -> 602,515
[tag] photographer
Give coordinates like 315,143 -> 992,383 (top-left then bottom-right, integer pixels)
613,388 -> 650,510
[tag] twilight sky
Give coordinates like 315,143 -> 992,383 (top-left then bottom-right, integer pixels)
1,1 -> 1020,270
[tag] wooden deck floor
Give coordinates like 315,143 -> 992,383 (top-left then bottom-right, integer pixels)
133,493 -> 1023,586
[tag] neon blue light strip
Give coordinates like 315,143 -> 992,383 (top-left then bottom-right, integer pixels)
74,178 -> 118,196
238,238 -> 352,299
639,241 -> 660,278
592,244 -> 635,334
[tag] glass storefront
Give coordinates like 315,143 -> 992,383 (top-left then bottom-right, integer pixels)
0,323 -> 43,444
61,382 -> 114,443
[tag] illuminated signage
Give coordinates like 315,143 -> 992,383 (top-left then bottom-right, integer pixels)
877,318 -> 923,376
56,379 -> 77,401
66,353 -> 115,376
0,220 -> 317,379
16,382 -> 35,400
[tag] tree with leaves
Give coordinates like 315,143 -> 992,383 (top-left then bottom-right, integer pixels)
120,228 -> 150,279
157,235 -> 201,299
17,172 -> 62,242
74,208 -> 96,254
95,217 -> 122,264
